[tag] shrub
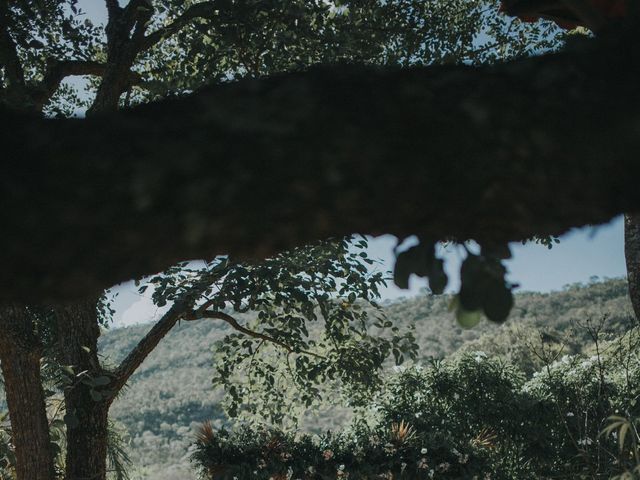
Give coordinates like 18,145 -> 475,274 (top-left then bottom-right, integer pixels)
192,328 -> 640,479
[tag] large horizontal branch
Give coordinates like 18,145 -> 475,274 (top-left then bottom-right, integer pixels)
1,27 -> 640,303
30,60 -> 126,109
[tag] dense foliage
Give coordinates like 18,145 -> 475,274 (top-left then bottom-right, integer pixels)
134,238 -> 418,425
191,323 -> 640,479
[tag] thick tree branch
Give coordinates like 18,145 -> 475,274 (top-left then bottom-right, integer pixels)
140,1 -> 219,52
1,27 -> 640,302
190,310 -> 325,359
112,300 -> 190,391
105,0 -> 122,21
30,60 -> 143,109
122,0 -> 151,27
122,0 -> 154,45
90,0 -> 154,115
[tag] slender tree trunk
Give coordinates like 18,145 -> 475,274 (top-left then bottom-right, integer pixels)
54,300 -> 111,480
625,213 -> 640,320
0,306 -> 55,480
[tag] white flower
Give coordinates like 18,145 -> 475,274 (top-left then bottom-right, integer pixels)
421,447 -> 428,454
337,464 -> 345,472
566,412 -> 574,417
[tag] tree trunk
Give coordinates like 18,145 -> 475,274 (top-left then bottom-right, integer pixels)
64,394 -> 109,480
54,300 -> 111,480
86,64 -> 129,115
0,306 -> 55,480
624,213 -> 640,320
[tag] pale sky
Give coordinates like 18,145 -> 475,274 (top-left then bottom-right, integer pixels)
373,215 -> 625,300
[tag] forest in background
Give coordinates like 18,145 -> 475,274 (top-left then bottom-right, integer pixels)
77,278 -> 634,479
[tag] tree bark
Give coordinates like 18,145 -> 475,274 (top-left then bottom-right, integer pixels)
624,213 -> 640,320
0,307 -> 55,480
87,0 -> 152,116
54,300 -> 110,480
1,25 -> 640,302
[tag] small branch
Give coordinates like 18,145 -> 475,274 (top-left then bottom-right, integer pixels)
112,300 -> 190,391
191,310 -> 325,359
122,0 -> 154,45
29,59 -> 143,110
31,60 -> 102,106
122,0 -> 150,25
105,0 -> 122,20
140,1 -> 219,52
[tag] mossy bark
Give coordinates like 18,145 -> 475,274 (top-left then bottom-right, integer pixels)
0,307 -> 55,480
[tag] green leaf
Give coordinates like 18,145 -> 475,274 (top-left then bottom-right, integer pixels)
455,307 -> 482,329
393,250 -> 412,289
92,375 -> 111,386
428,258 -> 448,294
483,283 -> 513,324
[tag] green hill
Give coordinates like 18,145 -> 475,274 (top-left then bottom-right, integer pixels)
95,277 -> 634,479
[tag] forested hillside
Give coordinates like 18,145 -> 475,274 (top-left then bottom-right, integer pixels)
94,278 -> 633,479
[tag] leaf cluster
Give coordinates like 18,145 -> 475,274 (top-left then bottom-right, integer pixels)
137,237 -> 418,425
